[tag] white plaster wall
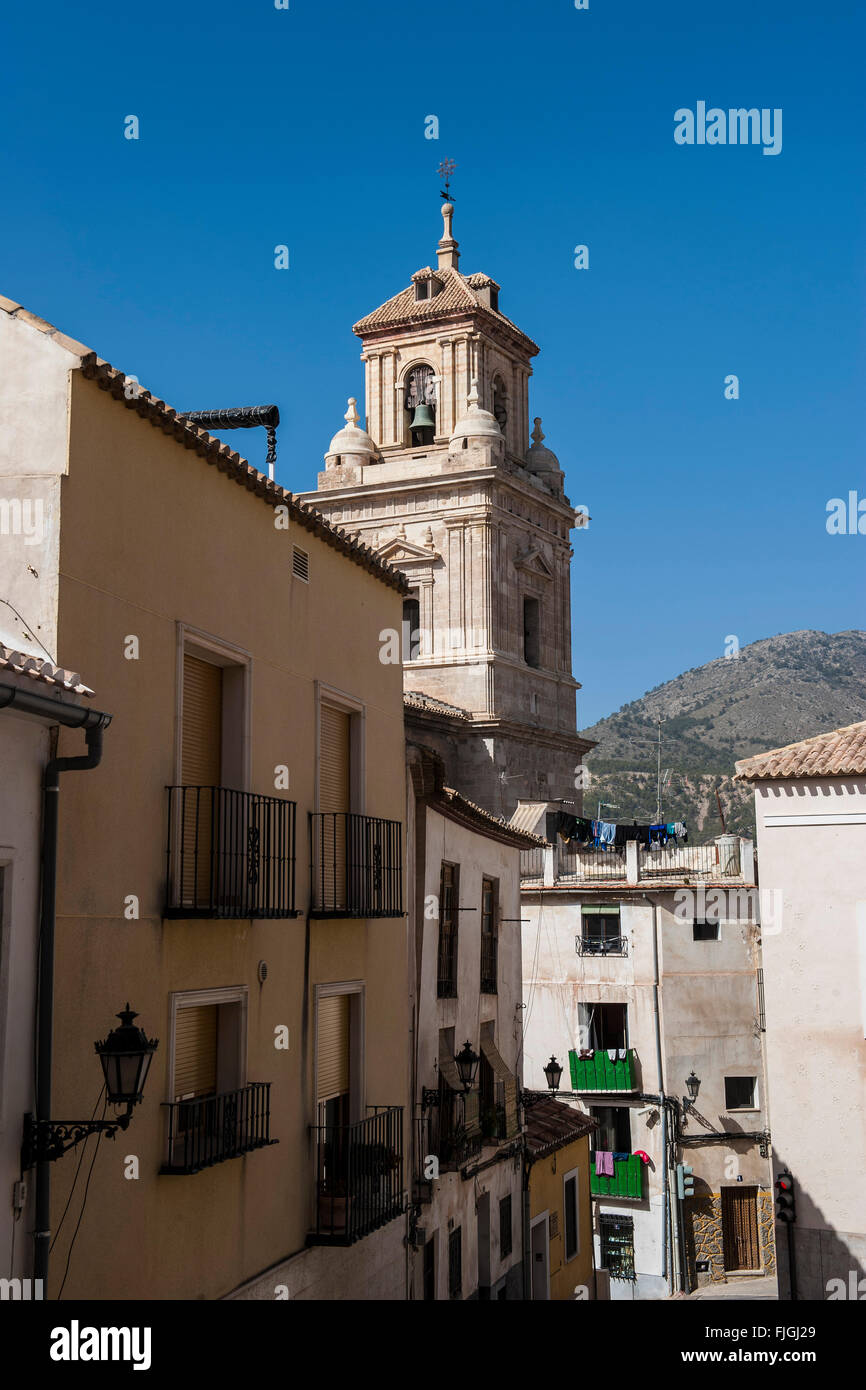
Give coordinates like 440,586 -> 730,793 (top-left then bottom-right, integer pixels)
0,312 -> 74,659
753,777 -> 866,1272
0,708 -> 51,1279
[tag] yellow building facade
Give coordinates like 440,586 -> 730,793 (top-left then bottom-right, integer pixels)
0,297 -> 411,1300
525,1098 -> 596,1300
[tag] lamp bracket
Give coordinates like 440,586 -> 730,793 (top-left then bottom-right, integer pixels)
420,1088 -> 441,1110
21,1108 -> 134,1170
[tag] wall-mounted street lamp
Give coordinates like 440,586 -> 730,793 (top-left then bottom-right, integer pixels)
454,1040 -> 480,1093
683,1070 -> 701,1114
522,1055 -> 564,1109
22,1005 -> 158,1168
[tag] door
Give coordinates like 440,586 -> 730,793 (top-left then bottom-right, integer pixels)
722,1186 -> 760,1271
530,1214 -> 550,1300
319,704 -> 351,910
477,1192 -> 491,1298
181,654 -> 223,907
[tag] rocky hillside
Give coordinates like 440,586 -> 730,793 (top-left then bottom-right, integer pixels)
581,630 -> 866,837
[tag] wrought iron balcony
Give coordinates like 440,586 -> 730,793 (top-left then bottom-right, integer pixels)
310,813 -> 403,918
165,786 -> 297,918
310,1105 -> 404,1245
161,1083 -> 276,1174
577,934 -> 629,957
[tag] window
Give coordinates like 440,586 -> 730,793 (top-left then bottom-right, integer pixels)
166,987 -> 247,1169
757,968 -> 766,1032
480,877 -> 498,993
694,920 -> 720,941
563,1168 -> 580,1261
402,595 -> 420,662
523,596 -> 540,668
415,279 -> 431,301
492,375 -> 507,431
580,910 -> 624,955
578,1002 -> 628,1052
600,1214 -> 635,1280
437,863 -> 458,997
448,1227 -> 462,1299
590,1104 -> 631,1154
292,546 -> 310,582
499,1195 -> 513,1259
725,1076 -> 757,1110
423,1233 -> 436,1299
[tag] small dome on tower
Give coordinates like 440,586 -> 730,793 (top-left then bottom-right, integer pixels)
450,380 -> 503,445
525,417 -> 561,474
325,398 -> 376,464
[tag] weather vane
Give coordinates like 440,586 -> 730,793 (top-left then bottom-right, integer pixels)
438,158 -> 456,200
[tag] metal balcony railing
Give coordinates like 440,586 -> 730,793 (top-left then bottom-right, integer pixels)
558,845 -> 628,881
568,1048 -> 638,1093
577,934 -> 629,957
520,846 -> 545,882
165,786 -> 297,918
310,813 -> 403,918
161,1083 -> 276,1174
310,1105 -> 404,1244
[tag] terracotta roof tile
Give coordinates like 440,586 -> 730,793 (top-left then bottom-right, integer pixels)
0,643 -> 93,696
0,297 -> 408,595
403,691 -> 472,721
437,785 -> 547,847
525,1097 -> 596,1159
734,719 -> 866,782
352,266 -> 538,352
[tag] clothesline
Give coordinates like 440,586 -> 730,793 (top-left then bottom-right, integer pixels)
556,811 -> 688,851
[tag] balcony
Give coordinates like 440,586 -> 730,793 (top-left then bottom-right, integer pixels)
310,1106 -> 404,1245
165,786 -> 297,918
310,813 -> 403,918
577,934 -> 628,958
521,836 -> 754,888
590,1153 -> 644,1199
161,1083 -> 276,1174
568,1048 -> 638,1093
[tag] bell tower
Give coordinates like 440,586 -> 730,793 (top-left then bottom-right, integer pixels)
297,200 -> 593,816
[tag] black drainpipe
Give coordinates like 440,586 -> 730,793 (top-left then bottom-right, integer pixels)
4,689 -> 114,1287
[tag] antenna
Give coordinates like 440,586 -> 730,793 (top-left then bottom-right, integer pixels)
437,158 -> 457,200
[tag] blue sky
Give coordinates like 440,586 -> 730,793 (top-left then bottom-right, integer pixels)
2,0 -> 863,725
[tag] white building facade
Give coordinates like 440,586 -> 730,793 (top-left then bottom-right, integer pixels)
735,720 -> 866,1301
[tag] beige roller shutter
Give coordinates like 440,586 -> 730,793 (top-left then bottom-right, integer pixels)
181,655 -> 222,906
174,1005 -> 217,1100
319,704 -> 350,811
182,654 -> 222,785
317,993 -> 350,1102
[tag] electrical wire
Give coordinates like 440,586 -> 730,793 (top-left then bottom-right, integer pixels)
56,1096 -> 107,1300
50,1085 -> 105,1253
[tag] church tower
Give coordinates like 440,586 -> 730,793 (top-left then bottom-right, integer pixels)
297,200 -> 592,817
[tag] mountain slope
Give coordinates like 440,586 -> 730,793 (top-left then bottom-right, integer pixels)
581,630 -> 866,836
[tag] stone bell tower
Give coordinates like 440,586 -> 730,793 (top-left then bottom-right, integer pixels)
296,200 -> 593,817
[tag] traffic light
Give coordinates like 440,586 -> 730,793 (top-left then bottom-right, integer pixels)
775,1171 -> 796,1223
676,1163 -> 695,1200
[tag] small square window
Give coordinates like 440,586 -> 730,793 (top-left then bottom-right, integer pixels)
292,546 -> 310,582
693,920 -> 720,941
724,1076 -> 757,1110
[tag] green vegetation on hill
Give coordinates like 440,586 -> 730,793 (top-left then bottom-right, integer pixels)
581,630 -> 866,838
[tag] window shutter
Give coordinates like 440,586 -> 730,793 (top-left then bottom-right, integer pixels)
182,654 -> 222,786
174,1005 -> 218,1100
317,993 -> 350,1101
319,705 -> 350,812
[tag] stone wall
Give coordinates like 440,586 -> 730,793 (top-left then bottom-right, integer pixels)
686,1189 -> 776,1286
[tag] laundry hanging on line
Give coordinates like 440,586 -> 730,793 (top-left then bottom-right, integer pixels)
556,810 -> 688,850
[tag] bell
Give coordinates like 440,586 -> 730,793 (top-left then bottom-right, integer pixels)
409,404 -> 436,430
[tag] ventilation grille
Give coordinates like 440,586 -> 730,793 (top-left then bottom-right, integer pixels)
292,546 -> 310,582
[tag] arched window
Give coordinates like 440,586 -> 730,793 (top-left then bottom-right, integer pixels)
492,375 -> 508,433
404,365 -> 436,448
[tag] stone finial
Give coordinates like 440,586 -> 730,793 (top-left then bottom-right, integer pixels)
344,397 -> 360,429
397,521 -> 406,540
466,379 -> 481,411
531,417 -> 545,445
437,201 -> 460,271
424,526 -> 434,547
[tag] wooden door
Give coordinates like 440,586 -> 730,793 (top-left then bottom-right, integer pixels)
722,1186 -> 760,1271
